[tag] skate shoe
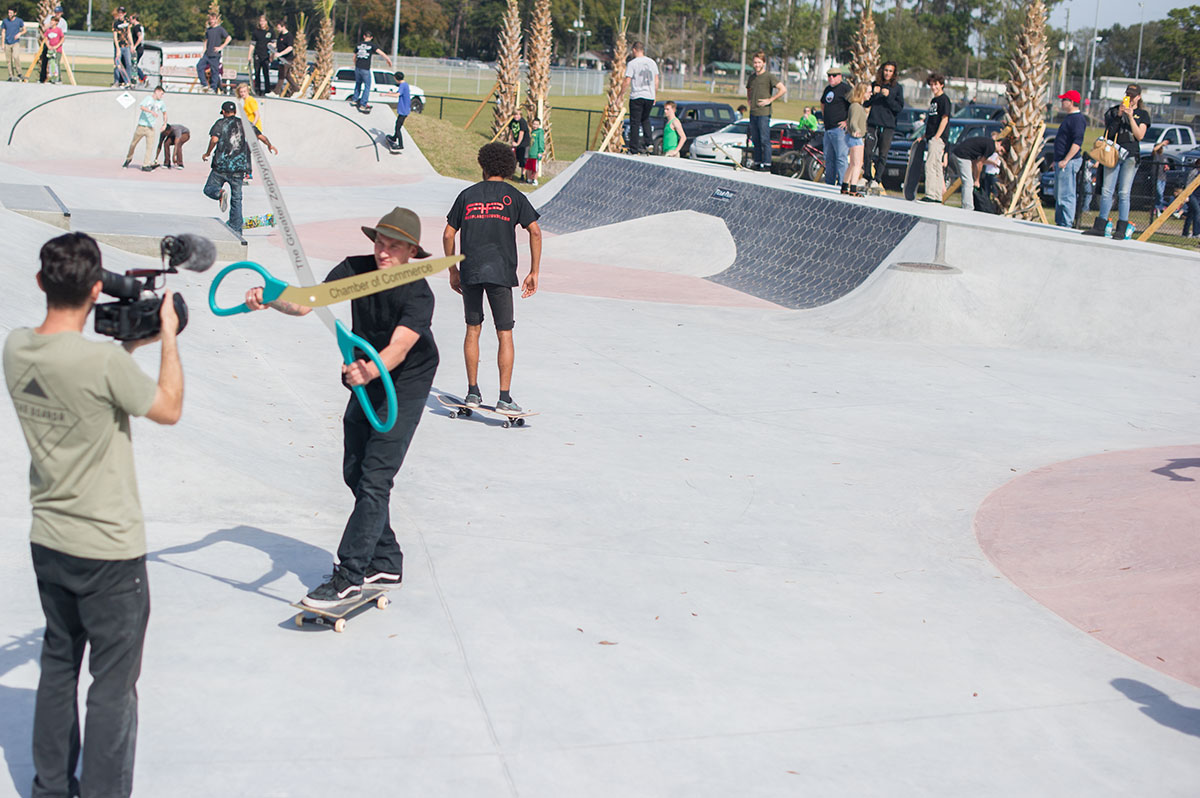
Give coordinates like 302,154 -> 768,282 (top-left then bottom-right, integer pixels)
301,572 -> 362,609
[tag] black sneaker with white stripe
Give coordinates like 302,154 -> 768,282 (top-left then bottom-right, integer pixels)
364,565 -> 401,587
301,572 -> 362,609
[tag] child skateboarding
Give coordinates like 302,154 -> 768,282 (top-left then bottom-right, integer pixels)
243,208 -> 438,609
442,143 -> 541,413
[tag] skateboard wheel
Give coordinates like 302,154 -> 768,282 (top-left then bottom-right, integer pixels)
376,596 -> 389,610
502,420 -> 511,428
294,613 -> 304,628
515,418 -> 526,427
333,618 -> 346,633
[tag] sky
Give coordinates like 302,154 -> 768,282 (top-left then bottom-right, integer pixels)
1047,0 -> 1180,32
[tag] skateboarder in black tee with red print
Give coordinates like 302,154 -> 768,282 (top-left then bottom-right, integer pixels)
443,143 -> 541,413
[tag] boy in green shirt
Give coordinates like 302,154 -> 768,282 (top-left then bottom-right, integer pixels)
524,117 -> 545,185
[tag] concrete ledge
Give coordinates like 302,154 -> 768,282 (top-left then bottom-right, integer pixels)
0,183 -> 70,230
67,208 -> 246,260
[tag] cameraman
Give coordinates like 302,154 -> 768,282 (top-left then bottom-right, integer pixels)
2,232 -> 183,798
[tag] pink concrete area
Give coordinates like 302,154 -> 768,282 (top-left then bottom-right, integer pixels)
975,445 -> 1200,687
272,218 -> 779,309
10,159 -> 420,186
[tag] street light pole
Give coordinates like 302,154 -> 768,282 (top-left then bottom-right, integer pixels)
1086,0 -> 1100,104
1135,2 -> 1145,81
738,0 -> 750,86
391,0 -> 401,63
1060,8 -> 1070,96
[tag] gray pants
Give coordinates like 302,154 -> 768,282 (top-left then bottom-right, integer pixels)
952,154 -> 975,211
30,544 -> 150,798
4,42 -> 20,79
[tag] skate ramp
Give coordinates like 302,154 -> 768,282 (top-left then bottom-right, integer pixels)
0,84 -> 434,178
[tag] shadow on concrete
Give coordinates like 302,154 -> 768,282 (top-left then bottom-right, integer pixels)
0,630 -> 42,798
1150,458 -> 1200,482
148,525 -> 333,605
1111,678 -> 1200,737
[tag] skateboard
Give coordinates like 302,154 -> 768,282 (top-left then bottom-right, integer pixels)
436,393 -> 538,428
903,137 -> 927,202
356,103 -> 372,114
384,135 -> 404,154
243,213 -> 275,229
290,586 -> 391,633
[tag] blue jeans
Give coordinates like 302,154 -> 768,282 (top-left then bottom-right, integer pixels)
748,115 -> 771,167
113,47 -> 133,84
196,53 -> 221,90
823,126 -> 848,185
203,170 -> 243,234
1054,157 -> 1082,227
352,67 -> 372,105
1184,193 -> 1200,236
1097,155 -> 1138,222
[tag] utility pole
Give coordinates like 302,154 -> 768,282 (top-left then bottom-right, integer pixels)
1086,0 -> 1100,105
1060,8 -> 1069,96
738,0 -> 750,85
391,0 -> 401,62
815,0 -> 832,80
644,0 -> 652,49
1135,2 -> 1145,81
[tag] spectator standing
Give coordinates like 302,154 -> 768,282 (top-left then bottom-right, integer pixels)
130,12 -> 145,83
509,109 -> 530,174
3,7 -> 26,81
661,100 -> 686,158
350,31 -> 392,110
155,124 -> 190,169
1151,141 -> 1168,215
746,51 -> 786,171
1052,90 -> 1086,227
235,82 -> 261,181
3,231 -> 184,798
40,6 -> 65,84
863,61 -> 903,189
623,41 -> 659,155
1182,162 -> 1200,238
196,12 -> 230,93
122,85 -> 165,172
820,66 -> 851,185
525,117 -> 546,182
387,71 -> 411,151
949,135 -> 1005,212
111,7 -> 133,88
798,106 -> 818,132
843,82 -> 869,195
250,15 -> 273,95
271,20 -> 294,95
1083,83 -> 1150,240
202,101 -> 278,235
919,73 -> 951,203
736,104 -> 748,120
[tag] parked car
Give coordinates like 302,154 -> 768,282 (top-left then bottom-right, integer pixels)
954,102 -> 1006,121
1138,124 -> 1197,158
328,68 -> 425,112
621,101 -> 737,156
688,118 -> 800,165
894,107 -> 925,137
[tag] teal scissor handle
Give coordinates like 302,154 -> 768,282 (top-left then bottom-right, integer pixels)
208,261 -> 289,316
336,320 -> 397,433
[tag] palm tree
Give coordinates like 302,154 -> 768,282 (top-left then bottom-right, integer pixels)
524,0 -> 553,152
288,13 -> 309,95
997,0 -> 1049,219
850,0 -> 880,87
313,0 -> 336,99
493,0 -> 522,139
598,17 -> 628,153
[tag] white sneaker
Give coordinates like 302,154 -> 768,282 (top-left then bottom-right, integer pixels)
218,185 -> 229,213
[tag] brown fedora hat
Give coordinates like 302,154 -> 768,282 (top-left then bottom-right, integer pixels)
361,207 -> 432,258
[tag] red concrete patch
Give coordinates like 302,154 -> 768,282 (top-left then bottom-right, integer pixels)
975,445 -> 1200,687
9,159 -> 420,186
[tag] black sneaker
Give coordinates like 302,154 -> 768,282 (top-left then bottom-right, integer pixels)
364,565 -> 402,587
301,572 -> 362,609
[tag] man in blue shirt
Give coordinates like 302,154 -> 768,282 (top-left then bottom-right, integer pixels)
387,71 -> 411,152
1053,90 -> 1087,228
2,7 -> 26,81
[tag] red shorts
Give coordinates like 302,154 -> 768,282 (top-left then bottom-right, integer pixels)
524,157 -> 538,172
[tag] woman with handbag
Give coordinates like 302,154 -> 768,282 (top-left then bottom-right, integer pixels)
1083,83 -> 1150,239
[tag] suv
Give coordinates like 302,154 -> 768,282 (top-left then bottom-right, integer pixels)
621,101 -> 737,156
954,102 -> 1006,121
1139,124 -> 1197,158
328,68 -> 425,112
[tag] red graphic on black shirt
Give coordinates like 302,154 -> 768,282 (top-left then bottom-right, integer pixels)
464,194 -> 514,222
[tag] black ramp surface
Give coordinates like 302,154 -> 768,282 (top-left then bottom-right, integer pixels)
537,154 -> 920,309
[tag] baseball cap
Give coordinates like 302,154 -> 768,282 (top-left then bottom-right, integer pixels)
361,207 -> 432,258
1057,90 -> 1081,104
221,101 -> 236,113
53,5 -> 62,11
827,66 -> 843,75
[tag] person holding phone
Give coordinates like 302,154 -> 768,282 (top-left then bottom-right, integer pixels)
1083,83 -> 1150,240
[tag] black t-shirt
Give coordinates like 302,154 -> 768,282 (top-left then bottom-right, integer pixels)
251,28 -> 272,58
354,41 -> 381,70
820,81 -> 851,128
510,118 -> 530,150
131,23 -> 144,52
204,24 -> 228,57
208,116 -> 261,175
324,255 -> 438,402
447,180 -> 540,287
1104,104 -> 1152,160
952,136 -> 996,161
276,31 -> 294,62
925,94 -> 952,140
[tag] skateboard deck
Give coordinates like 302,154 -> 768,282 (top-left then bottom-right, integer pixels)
243,213 -> 275,229
903,137 -> 927,202
436,393 -> 538,428
290,585 -> 391,633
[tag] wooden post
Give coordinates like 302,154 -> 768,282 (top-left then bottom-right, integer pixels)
24,42 -> 44,82
295,71 -> 314,99
597,112 -> 625,153
942,178 -> 962,203
490,117 -> 512,143
464,80 -> 501,130
311,71 -> 332,101
1138,172 -> 1200,241
61,52 -> 75,85
1005,121 -> 1045,217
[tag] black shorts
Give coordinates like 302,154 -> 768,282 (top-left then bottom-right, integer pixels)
462,283 -> 514,330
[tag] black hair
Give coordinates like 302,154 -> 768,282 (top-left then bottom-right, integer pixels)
394,71 -> 404,81
478,142 -> 517,179
363,30 -> 373,38
877,61 -> 898,86
39,233 -> 103,309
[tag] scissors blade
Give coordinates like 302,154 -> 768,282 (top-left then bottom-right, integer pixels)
237,104 -> 338,336
273,254 -> 463,309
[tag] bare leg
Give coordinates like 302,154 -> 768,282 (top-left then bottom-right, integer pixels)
464,324 -> 482,388
497,329 -> 514,392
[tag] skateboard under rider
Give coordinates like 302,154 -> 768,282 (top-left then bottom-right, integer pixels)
290,585 -> 393,633
435,393 -> 537,429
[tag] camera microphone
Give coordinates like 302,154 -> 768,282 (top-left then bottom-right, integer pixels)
161,234 -> 216,273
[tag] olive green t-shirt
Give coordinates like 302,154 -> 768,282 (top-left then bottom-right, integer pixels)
3,329 -> 157,560
746,70 -> 777,117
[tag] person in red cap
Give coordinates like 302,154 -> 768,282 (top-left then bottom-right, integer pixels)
1052,90 -> 1086,227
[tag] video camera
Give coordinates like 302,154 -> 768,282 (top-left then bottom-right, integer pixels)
94,234 -> 216,342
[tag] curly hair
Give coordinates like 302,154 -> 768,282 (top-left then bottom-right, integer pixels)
478,142 -> 517,179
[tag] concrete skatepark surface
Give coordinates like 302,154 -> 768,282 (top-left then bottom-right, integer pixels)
1,83 -> 1199,796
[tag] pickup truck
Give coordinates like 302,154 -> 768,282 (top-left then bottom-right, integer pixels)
1139,124 -> 1196,158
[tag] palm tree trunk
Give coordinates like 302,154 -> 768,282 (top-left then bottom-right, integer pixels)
598,18 -> 629,153
998,0 -> 1049,219
493,0 -> 522,139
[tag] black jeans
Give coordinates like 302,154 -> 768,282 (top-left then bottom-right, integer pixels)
864,125 -> 894,183
392,114 -> 407,148
253,56 -> 272,94
336,394 -> 427,583
628,97 -> 654,153
30,544 -> 149,798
